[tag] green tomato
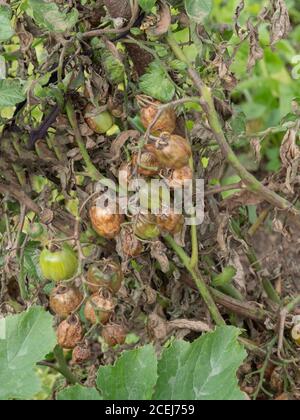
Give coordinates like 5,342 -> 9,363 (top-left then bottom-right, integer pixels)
134,215 -> 160,240
28,223 -> 45,240
85,107 -> 114,134
39,244 -> 78,282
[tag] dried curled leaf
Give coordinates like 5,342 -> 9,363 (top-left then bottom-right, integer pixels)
270,0 -> 291,46
234,0 -> 245,36
280,128 -> 300,193
247,21 -> 264,72
147,0 -> 171,36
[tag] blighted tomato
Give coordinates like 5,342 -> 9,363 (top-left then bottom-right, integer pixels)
50,285 -> 83,318
85,104 -> 114,134
102,323 -> 127,346
156,211 -> 184,234
89,206 -> 123,239
28,222 -> 45,240
132,151 -> 161,177
291,324 -> 300,346
167,165 -> 193,189
134,214 -> 160,240
149,133 -> 192,170
57,315 -> 83,350
84,292 -> 115,325
87,260 -> 123,293
140,100 -> 176,134
72,342 -> 91,364
39,244 -> 78,282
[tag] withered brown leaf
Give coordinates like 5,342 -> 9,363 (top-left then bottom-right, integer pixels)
247,21 -> 264,72
270,0 -> 291,46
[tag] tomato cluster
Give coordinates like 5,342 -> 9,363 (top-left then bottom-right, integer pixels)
88,98 -> 193,255
37,96 -> 193,360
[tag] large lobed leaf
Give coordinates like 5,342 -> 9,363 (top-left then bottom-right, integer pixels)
0,5 -> 14,42
138,0 -> 157,12
0,306 -> 56,400
97,345 -> 158,400
154,326 -> 247,400
57,385 -> 102,401
24,0 -> 78,33
0,79 -> 25,107
184,0 -> 213,23
139,61 -> 175,103
56,327 -> 246,400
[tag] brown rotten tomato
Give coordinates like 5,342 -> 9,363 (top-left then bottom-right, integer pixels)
140,100 -> 176,134
72,342 -> 91,364
132,150 -> 161,177
50,285 -> 83,318
149,133 -> 192,170
168,165 -> 193,189
84,292 -> 115,325
102,324 -> 127,347
119,226 -> 143,257
57,315 -> 83,349
87,260 -> 123,293
89,206 -> 123,239
156,211 -> 184,234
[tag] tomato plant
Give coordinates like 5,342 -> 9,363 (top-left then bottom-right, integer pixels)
0,0 -> 299,402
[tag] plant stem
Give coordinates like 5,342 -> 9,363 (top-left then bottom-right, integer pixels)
164,234 -> 225,326
252,337 -> 277,400
210,287 -> 269,322
262,278 -> 281,305
53,345 -> 79,385
166,32 -> 300,228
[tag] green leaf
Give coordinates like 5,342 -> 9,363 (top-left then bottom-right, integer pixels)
138,0 -> 157,12
22,241 -> 44,283
25,0 -> 78,33
97,345 -> 157,400
0,5 -> 14,42
154,327 -> 246,400
184,0 -> 213,23
0,306 -> 56,400
102,50 -> 125,84
57,385 -> 103,401
0,79 -> 25,107
139,61 -> 175,103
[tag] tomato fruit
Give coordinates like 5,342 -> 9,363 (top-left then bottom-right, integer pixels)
72,343 -> 91,364
84,292 -> 115,325
156,211 -> 184,234
87,260 -> 123,293
102,324 -> 127,346
149,133 -> 192,169
28,222 -> 45,240
132,151 -> 161,177
39,244 -> 78,282
50,285 -> 83,318
140,100 -> 176,134
134,214 -> 160,240
168,165 -> 193,189
85,104 -> 114,134
56,315 -> 83,349
292,324 -> 300,346
89,206 -> 123,239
